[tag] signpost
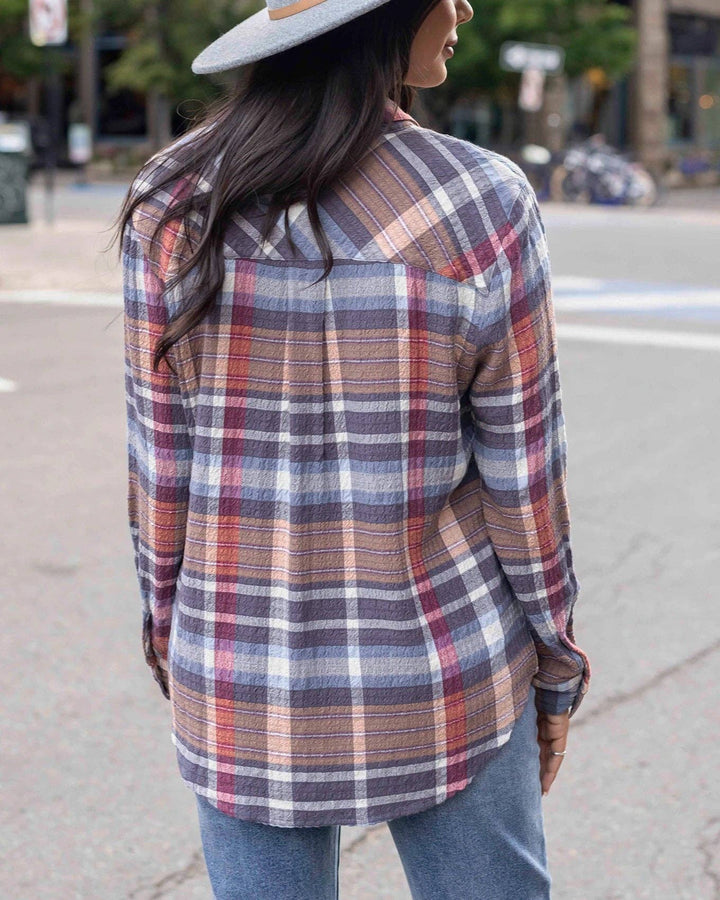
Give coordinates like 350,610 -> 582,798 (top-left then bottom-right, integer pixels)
518,68 -> 546,114
500,42 -> 565,77
29,0 -> 68,45
29,0 -> 68,225
499,41 -> 566,143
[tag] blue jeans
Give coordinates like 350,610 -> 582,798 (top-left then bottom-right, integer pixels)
194,683 -> 550,900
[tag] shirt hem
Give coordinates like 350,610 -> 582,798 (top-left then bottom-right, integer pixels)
169,664 -> 537,828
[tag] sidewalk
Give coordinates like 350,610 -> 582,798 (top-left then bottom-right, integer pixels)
660,184 -> 720,210
0,175 -> 128,294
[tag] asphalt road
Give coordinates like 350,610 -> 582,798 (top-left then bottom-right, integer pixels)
1,174 -> 719,899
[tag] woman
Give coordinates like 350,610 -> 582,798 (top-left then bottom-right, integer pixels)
117,0 -> 591,897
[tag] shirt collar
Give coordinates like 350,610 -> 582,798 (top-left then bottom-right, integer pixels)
383,97 -> 420,127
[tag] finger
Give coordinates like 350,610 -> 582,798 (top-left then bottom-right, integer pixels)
537,713 -> 569,743
537,712 -> 570,795
541,750 -> 564,795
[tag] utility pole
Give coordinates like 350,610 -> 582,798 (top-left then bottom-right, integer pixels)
145,0 -> 173,152
29,0 -> 68,225
78,0 -> 97,143
631,0 -> 669,176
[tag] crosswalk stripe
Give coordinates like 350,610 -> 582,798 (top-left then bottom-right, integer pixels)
554,290 -> 720,312
557,323 -> 720,351
0,290 -> 121,307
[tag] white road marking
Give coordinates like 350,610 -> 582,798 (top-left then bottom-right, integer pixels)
0,290 -> 120,306
553,276 -> 606,292
557,323 -> 720,352
542,205 -> 720,229
553,285 -> 720,312
0,378 -> 18,392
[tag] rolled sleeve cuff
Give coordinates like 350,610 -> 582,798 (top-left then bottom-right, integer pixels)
142,607 -> 171,700
532,669 -> 589,718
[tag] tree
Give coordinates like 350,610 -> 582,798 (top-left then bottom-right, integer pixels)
423,0 -> 637,134
94,0 -> 261,149
0,0 -> 37,80
1,0 -> 636,150
0,0 -> 75,81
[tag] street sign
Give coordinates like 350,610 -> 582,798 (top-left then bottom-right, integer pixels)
68,123 -> 92,165
29,0 -> 68,47
518,69 -> 546,113
499,42 -> 565,76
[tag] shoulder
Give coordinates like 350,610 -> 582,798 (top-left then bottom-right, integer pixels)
382,123 -> 530,208
392,123 -> 527,186
350,123 -> 535,287
124,123 -> 218,279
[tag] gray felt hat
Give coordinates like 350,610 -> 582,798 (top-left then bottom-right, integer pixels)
192,0 -> 396,75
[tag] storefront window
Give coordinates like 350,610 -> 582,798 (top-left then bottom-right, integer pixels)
697,60 -> 720,149
668,60 -> 695,144
667,13 -> 720,151
670,14 -> 719,57
96,35 -> 146,140
668,56 -> 720,150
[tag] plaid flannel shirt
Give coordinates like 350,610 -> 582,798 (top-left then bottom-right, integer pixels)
123,98 -> 591,827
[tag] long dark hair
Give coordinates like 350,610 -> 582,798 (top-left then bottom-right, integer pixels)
112,0 -> 441,373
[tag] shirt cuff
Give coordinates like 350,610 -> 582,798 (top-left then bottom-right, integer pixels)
142,607 -> 171,700
532,670 -> 589,718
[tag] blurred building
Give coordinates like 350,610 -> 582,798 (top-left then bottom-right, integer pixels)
0,5 -> 179,167
1,0 -> 718,178
447,0 -> 720,182
528,0 -> 719,178
632,0 -> 720,177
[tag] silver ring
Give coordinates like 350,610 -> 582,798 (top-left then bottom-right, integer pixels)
550,750 -> 567,756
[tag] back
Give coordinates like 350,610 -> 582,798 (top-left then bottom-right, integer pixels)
123,98 -> 591,827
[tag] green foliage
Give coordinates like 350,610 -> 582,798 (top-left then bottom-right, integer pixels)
1,0 -> 637,121
0,0 -> 260,107
0,0 -> 49,78
445,0 -> 637,97
95,0 -> 262,108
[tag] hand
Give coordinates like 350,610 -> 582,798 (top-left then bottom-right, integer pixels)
147,653 -> 171,700
151,661 -> 170,700
536,708 -> 570,796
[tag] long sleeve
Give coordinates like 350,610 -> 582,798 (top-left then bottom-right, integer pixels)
122,215 -> 193,700
468,182 -> 591,718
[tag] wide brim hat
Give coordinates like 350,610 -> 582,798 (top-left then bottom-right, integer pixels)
192,0 -> 396,75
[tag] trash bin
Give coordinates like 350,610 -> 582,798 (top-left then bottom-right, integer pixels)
0,122 -> 30,225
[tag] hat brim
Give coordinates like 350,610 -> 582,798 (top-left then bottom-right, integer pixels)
192,0 -> 395,75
